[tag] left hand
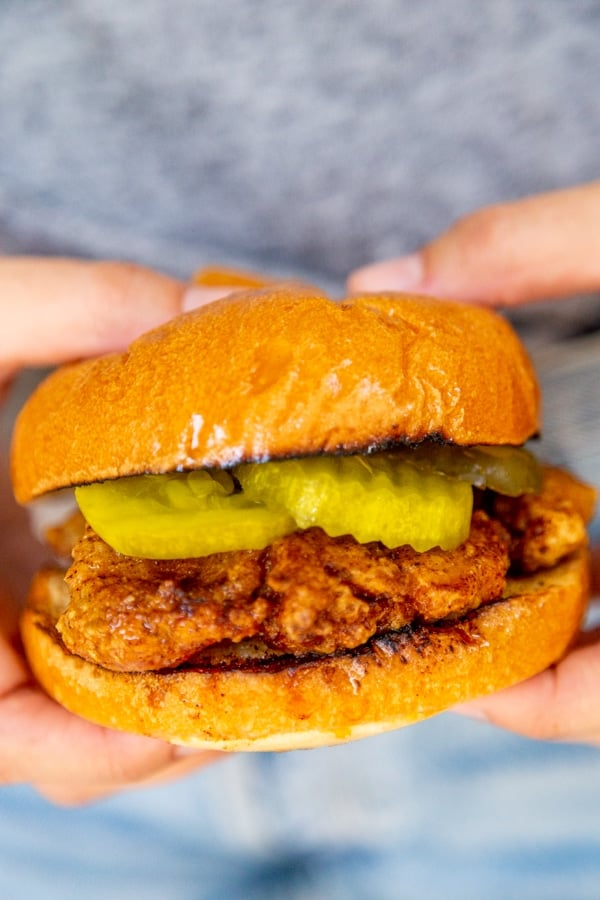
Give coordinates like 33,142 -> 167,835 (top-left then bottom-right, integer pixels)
0,258 -> 230,804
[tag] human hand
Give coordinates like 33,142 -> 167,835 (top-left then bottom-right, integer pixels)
349,183 -> 600,743
0,258 -> 229,804
348,180 -> 600,307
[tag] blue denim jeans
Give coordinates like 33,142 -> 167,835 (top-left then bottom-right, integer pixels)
2,714 -> 600,900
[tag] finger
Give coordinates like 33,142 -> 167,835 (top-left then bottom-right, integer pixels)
0,627 -> 222,802
348,181 -> 600,306
453,637 -> 600,744
181,285 -> 250,307
0,681 -> 220,801
0,258 -> 220,376
35,752 -> 224,806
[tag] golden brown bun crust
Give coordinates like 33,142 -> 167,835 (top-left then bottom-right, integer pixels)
12,286 -> 540,502
21,549 -> 588,750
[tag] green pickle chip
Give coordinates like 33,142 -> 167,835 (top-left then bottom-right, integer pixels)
236,456 -> 472,552
75,444 -> 540,559
392,443 -> 542,497
75,470 -> 296,559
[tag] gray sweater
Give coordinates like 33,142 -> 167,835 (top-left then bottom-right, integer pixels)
2,1 -> 600,285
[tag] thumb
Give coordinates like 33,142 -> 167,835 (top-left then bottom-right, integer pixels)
452,629 -> 600,745
348,181 -> 600,306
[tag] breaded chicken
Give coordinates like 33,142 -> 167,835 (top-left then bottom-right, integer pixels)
493,466 -> 595,573
58,511 -> 510,672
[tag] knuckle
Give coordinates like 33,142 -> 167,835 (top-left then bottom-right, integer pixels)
453,203 -> 518,263
92,260 -> 152,303
439,202 -> 526,305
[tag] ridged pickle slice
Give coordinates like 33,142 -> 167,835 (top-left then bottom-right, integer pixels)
392,443 -> 542,497
236,456 -> 473,551
75,470 -> 296,559
74,445 -> 540,559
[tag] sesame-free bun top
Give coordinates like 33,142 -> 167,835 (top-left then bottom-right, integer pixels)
12,285 -> 540,503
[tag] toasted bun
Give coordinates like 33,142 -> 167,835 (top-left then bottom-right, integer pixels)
21,549 -> 588,750
11,286 -> 540,503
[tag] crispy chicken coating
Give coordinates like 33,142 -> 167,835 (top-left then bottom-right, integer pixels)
60,538 -> 268,671
492,466 -> 595,573
58,511 -> 509,671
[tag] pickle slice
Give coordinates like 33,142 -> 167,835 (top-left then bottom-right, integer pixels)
236,456 -> 473,551
392,443 -> 542,496
75,444 -> 538,559
75,471 -> 296,559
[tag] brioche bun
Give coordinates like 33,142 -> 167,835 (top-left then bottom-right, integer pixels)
12,285 -> 539,503
21,551 -> 589,750
11,285 -> 591,750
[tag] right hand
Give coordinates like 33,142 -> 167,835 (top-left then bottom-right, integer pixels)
348,183 -> 600,744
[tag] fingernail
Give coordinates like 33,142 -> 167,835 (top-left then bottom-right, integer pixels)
451,702 -> 490,721
181,285 -> 236,312
349,253 -> 425,293
172,745 -> 205,757
172,746 -> 226,761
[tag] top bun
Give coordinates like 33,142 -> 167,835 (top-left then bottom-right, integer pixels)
12,285 -> 540,503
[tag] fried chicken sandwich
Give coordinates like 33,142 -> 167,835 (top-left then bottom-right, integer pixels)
11,284 -> 595,749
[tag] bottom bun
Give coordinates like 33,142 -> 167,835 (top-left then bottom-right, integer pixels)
22,550 -> 590,751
